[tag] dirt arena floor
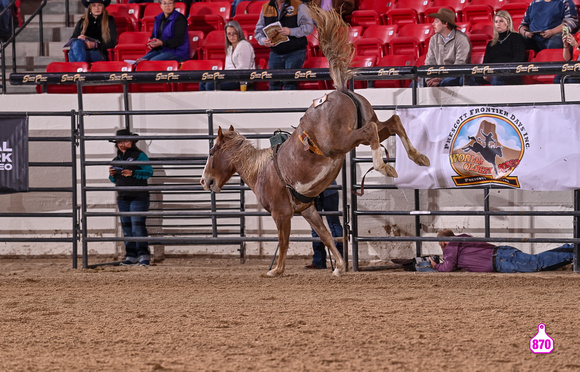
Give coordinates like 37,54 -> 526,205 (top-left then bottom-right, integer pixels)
1,257 -> 579,371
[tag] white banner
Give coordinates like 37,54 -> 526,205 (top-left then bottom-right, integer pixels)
395,105 -> 580,190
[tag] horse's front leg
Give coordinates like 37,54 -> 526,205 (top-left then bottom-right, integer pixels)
377,114 -> 430,167
301,204 -> 345,277
267,211 -> 292,277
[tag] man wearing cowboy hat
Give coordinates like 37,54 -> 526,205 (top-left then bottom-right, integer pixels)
424,8 -> 471,87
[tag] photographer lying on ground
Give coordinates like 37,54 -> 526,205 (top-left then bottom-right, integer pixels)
430,229 -> 574,273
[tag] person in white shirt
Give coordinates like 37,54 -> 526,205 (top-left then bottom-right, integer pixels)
201,21 -> 255,91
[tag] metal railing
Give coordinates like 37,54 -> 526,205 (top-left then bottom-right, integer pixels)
1,0 -> 48,94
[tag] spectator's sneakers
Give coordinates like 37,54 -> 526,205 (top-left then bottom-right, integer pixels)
139,260 -> 150,267
119,257 -> 139,266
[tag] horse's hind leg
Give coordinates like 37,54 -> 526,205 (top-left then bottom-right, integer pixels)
301,204 -> 345,277
377,114 -> 430,167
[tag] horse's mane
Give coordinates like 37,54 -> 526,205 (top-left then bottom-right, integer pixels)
307,5 -> 355,92
222,131 -> 273,185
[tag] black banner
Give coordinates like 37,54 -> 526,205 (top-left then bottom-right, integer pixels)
0,116 -> 28,193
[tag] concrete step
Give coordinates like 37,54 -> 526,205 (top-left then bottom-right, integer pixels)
13,26 -> 75,43
1,41 -> 68,59
41,1 -> 85,16
24,13 -> 83,28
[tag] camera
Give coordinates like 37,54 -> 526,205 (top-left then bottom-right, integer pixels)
112,166 -> 123,174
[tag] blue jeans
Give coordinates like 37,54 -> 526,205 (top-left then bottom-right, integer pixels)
530,33 -> 564,51
268,48 -> 306,90
311,186 -> 343,268
68,39 -> 104,63
117,195 -> 150,260
0,0 -> 11,38
141,49 -> 186,63
200,81 -> 241,91
494,244 -> 574,273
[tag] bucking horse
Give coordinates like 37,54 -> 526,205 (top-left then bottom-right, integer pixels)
201,6 -> 431,276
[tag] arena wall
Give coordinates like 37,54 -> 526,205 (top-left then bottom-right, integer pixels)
0,84 -> 578,261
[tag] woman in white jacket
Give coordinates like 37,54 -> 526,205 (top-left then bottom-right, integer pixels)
201,21 -> 255,91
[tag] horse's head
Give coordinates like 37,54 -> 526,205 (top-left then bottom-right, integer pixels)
200,126 -> 237,193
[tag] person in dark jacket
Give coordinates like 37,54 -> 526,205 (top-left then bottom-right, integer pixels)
109,129 -> 154,267
68,0 -> 117,63
254,0 -> 313,90
305,181 -> 344,269
137,0 -> 190,63
475,10 -> 527,86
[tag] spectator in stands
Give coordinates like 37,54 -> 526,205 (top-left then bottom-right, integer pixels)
305,181 -> 344,270
135,0 -> 190,63
310,0 -> 356,19
109,129 -> 154,267
254,0 -> 314,90
429,229 -> 574,273
0,0 -> 12,42
474,10 -> 527,86
424,8 -> 471,87
201,20 -> 256,91
519,0 -> 578,53
553,31 -> 580,83
68,0 -> 117,63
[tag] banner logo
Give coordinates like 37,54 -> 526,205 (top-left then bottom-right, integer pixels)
447,108 -> 528,187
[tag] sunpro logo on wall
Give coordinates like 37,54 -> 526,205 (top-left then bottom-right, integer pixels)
395,105 -> 580,191
0,116 -> 29,193
446,109 -> 528,188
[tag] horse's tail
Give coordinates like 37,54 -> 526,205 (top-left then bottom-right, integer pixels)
307,5 -> 355,92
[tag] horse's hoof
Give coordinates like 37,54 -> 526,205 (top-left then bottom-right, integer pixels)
415,154 -> 431,167
332,268 -> 343,277
266,270 -> 281,277
376,164 -> 398,178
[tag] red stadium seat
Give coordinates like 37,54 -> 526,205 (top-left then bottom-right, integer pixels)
85,61 -> 133,94
374,54 -> 416,88
468,33 -> 492,54
525,49 -> 564,84
176,59 -> 224,91
349,55 -> 377,89
455,21 -> 471,34
307,28 -> 320,58
189,1 -> 231,21
188,30 -> 205,60
299,57 -> 330,90
461,4 -> 495,24
389,36 -> 422,58
470,21 -> 494,38
385,8 -> 419,27
397,23 -> 434,56
112,31 -> 150,62
393,0 -> 432,23
139,3 -> 162,32
108,4 -> 140,33
233,13 -> 260,35
471,51 -> 485,64
469,0 -> 505,12
348,26 -> 364,43
350,0 -> 392,28
235,0 -> 252,15
353,38 -> 385,59
202,30 -> 227,61
132,60 -> 180,92
36,62 -> 89,94
361,25 -> 399,55
245,1 -> 267,14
